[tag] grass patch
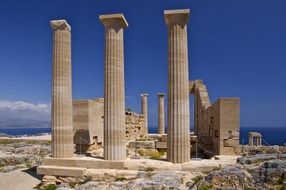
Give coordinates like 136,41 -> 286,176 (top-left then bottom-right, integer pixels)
274,185 -> 283,190
0,139 -> 14,145
150,150 -> 165,160
42,184 -> 57,190
25,163 -> 32,169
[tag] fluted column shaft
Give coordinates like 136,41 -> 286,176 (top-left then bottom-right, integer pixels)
165,9 -> 190,163
50,20 -> 74,158
141,94 -> 148,135
100,14 -> 128,160
157,94 -> 165,134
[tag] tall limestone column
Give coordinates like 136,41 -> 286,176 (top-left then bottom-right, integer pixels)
99,14 -> 128,160
165,9 -> 191,163
157,93 -> 165,134
141,94 -> 148,135
50,20 -> 74,158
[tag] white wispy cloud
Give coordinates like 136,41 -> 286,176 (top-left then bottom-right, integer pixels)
0,101 -> 50,113
0,101 -> 51,121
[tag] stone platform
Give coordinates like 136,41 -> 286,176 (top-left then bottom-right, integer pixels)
37,155 -> 239,177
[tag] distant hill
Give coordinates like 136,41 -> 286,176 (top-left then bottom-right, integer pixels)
0,119 -> 50,128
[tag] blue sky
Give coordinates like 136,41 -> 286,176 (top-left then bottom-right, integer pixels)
0,0 -> 286,127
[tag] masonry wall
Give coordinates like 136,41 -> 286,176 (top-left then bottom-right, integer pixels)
73,98 -> 146,146
73,98 -> 104,145
217,98 -> 240,155
125,111 -> 146,140
192,80 -> 240,156
204,98 -> 240,155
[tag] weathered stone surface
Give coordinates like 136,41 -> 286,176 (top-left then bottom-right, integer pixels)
99,14 -> 128,161
165,9 -> 191,163
50,19 -> 74,158
224,138 -> 239,147
205,166 -> 245,189
74,181 -> 102,190
73,99 -> 104,145
237,154 -> 278,164
250,160 -> 286,185
125,111 -> 145,140
157,93 -> 165,134
38,165 -> 87,177
128,141 -> 155,149
191,79 -> 240,156
0,141 -> 51,173
140,94 -> 148,135
72,103 -> 145,153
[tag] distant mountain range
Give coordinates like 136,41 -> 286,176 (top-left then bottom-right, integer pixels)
0,119 -> 51,128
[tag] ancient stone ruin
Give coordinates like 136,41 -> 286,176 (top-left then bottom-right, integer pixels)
248,132 -> 262,146
73,98 -> 146,153
38,9 -> 241,177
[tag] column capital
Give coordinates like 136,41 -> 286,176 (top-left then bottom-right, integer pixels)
99,13 -> 128,29
164,9 -> 190,26
140,93 -> 148,97
157,93 -> 165,97
50,19 -> 71,32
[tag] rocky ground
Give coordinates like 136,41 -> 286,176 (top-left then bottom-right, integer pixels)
1,138 -> 286,190
38,154 -> 286,190
0,140 -> 51,172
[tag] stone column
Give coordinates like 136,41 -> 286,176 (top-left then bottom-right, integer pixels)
259,138 -> 262,146
50,20 -> 74,158
141,94 -> 148,135
165,9 -> 190,163
157,93 -> 165,134
100,14 -> 128,160
249,136 -> 253,146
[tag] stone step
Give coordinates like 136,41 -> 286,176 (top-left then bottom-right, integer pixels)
37,165 -> 86,177
43,158 -> 125,169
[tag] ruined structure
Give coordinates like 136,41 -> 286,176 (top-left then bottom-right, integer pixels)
73,99 -> 146,152
248,132 -> 262,146
73,98 -> 104,152
165,9 -> 191,163
190,80 -> 240,155
100,14 -> 128,161
38,8 -> 241,177
50,20 -> 74,158
125,111 -> 146,140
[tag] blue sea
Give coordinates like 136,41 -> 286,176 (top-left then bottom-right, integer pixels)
0,127 -> 51,136
149,126 -> 286,146
0,126 -> 285,145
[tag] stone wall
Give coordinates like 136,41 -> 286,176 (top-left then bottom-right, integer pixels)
73,98 -> 146,147
73,98 -> 104,145
190,80 -> 240,155
125,111 -> 145,140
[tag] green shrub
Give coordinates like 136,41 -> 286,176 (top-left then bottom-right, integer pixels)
274,185 -> 283,190
0,139 -> 13,144
25,163 -> 32,169
149,151 -> 162,159
42,184 -> 57,190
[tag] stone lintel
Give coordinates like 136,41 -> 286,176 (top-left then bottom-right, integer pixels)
140,93 -> 148,97
157,93 -> 165,97
50,19 -> 71,31
164,9 -> 190,25
99,13 -> 128,28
